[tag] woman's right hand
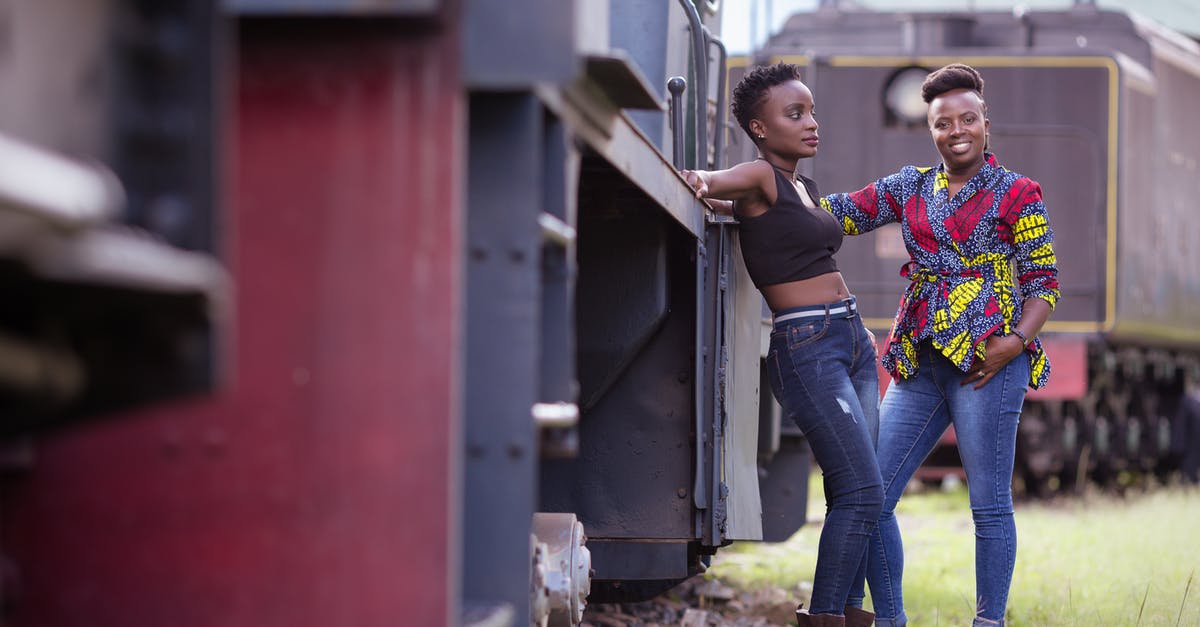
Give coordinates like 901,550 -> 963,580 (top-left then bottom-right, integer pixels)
680,169 -> 710,198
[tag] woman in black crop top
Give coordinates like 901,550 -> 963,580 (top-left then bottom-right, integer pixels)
681,63 -> 881,627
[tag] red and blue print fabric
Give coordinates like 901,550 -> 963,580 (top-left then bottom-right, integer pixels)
820,153 -> 1060,389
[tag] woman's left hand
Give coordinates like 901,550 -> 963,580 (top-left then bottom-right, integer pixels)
961,334 -> 1026,389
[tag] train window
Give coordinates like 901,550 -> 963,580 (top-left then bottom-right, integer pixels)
883,66 -> 929,127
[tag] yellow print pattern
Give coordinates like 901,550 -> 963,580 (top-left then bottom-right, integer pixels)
1012,213 -> 1049,244
934,170 -> 948,193
1028,243 -> 1056,267
946,278 -> 983,325
934,330 -> 975,365
842,215 -> 859,235
995,282 -> 1016,320
1030,350 -> 1049,383
959,248 -> 1009,272
895,334 -> 918,378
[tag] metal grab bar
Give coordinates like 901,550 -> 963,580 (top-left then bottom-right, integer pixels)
668,77 -> 688,170
706,31 -> 727,169
676,0 -> 708,169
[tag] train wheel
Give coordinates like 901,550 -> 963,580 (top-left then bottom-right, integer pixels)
1057,402 -> 1087,493
1016,403 -> 1062,497
1091,409 -> 1117,488
1152,411 -> 1177,484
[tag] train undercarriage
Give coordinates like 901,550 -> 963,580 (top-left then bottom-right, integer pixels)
1018,343 -> 1200,494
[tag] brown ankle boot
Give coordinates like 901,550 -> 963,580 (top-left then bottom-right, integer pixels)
795,605 -> 847,626
843,606 -> 875,627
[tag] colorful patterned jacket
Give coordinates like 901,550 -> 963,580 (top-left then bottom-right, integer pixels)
821,153 -> 1060,388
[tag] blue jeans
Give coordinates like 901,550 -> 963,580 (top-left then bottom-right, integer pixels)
766,297 -> 883,616
867,340 -> 1030,627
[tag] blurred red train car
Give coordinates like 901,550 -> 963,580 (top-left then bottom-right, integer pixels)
0,2 -> 810,626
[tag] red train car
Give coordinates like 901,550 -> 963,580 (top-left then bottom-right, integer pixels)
2,2 -> 462,625
1,2 -> 810,626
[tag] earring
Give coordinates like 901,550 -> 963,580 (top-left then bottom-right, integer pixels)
757,135 -> 765,140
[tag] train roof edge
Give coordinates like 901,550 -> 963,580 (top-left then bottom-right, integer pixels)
760,6 -> 1200,71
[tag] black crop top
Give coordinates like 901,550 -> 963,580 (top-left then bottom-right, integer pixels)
734,167 -> 842,289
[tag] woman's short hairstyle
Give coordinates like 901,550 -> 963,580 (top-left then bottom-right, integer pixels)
731,62 -> 803,143
921,63 -> 985,103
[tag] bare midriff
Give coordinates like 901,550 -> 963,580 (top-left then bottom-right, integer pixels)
760,271 -> 851,312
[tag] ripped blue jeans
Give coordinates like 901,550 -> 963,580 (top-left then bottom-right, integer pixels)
767,297 -> 883,616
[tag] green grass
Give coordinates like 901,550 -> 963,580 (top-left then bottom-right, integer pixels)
710,473 -> 1200,625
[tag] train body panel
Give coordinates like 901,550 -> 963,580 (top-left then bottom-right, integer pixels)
1111,19 -> 1200,347
3,12 -> 464,627
756,6 -> 1200,350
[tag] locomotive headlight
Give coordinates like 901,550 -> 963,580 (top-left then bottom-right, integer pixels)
884,67 -> 930,126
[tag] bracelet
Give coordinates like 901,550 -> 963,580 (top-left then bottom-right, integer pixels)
1011,327 -> 1030,346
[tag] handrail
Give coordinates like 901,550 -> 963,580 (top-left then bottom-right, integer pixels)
676,0 -> 708,169
668,77 -> 688,170
706,30 -> 727,169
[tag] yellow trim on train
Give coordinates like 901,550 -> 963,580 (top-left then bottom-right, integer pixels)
743,54 -> 1120,336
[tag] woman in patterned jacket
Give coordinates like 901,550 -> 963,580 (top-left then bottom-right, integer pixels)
820,64 -> 1060,627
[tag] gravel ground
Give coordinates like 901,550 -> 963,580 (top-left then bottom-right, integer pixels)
581,576 -> 805,627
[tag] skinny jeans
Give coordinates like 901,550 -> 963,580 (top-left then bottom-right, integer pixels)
766,298 -> 883,616
867,340 -> 1029,627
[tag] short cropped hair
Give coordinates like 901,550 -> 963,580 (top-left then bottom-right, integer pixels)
731,62 -> 804,143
